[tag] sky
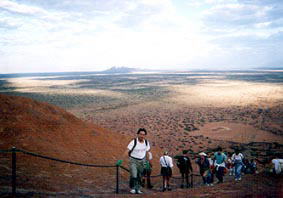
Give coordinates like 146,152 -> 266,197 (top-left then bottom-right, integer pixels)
0,0 -> 283,73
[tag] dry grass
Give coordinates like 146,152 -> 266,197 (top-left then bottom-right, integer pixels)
190,122 -> 283,143
5,77 -> 125,98
169,79 -> 283,107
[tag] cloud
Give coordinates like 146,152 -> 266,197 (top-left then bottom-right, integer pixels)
199,0 -> 283,56
239,0 -> 283,29
0,0 -> 282,73
186,0 -> 283,69
202,0 -> 283,29
0,20 -> 19,30
0,0 -> 49,15
203,3 -> 272,28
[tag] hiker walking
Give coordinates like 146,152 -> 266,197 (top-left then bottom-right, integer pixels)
207,152 -> 215,184
227,153 -> 234,176
213,147 -> 227,184
176,150 -> 193,188
196,152 -> 213,186
231,149 -> 244,181
125,128 -> 152,194
141,160 -> 153,189
160,151 -> 173,191
271,156 -> 283,175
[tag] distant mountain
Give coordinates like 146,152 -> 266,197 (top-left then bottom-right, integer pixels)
103,66 -> 139,73
102,66 -> 168,74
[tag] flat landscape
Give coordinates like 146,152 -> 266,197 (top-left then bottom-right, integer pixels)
1,71 -> 282,150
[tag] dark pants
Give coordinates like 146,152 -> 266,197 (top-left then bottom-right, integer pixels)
142,169 -> 153,188
216,166 -> 225,183
181,172 -> 190,187
211,172 -> 214,183
202,173 -> 212,184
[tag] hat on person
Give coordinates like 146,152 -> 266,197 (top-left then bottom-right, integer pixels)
199,152 -> 207,156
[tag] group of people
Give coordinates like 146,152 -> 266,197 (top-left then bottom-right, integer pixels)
120,128 -> 259,194
227,154 -> 257,176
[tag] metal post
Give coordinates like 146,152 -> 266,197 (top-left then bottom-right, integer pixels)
12,147 -> 16,198
116,165 -> 119,194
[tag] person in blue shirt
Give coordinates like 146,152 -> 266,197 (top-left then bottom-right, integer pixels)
214,147 -> 227,183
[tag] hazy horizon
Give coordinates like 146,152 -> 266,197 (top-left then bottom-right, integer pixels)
1,0 -> 283,73
1,66 -> 283,75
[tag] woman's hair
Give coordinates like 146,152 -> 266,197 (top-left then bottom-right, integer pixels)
137,128 -> 147,135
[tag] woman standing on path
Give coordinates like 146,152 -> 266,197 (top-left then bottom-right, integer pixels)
196,152 -> 213,186
160,151 -> 174,191
231,149 -> 244,181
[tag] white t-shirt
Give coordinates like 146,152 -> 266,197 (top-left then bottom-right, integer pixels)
208,158 -> 214,166
232,153 -> 244,163
127,138 -> 150,160
272,158 -> 283,174
160,155 -> 174,168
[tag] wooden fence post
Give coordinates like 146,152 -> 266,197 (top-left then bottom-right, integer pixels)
116,165 -> 119,194
12,147 -> 17,198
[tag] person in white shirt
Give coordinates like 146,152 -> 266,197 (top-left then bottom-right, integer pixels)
160,151 -> 173,191
231,149 -> 244,181
125,128 -> 152,194
272,157 -> 283,174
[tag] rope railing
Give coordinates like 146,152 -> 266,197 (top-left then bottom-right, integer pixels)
17,148 -> 116,168
0,147 -> 121,197
120,165 -> 130,172
0,147 -> 199,197
0,149 -> 14,153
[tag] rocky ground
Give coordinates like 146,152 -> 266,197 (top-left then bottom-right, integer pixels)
1,173 -> 283,197
73,101 -> 283,161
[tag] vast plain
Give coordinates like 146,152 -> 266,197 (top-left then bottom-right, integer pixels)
1,70 -> 283,153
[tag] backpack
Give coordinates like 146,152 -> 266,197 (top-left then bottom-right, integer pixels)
128,138 -> 148,157
177,156 -> 190,170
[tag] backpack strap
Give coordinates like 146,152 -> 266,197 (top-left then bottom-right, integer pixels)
128,138 -> 137,157
163,156 -> 169,167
